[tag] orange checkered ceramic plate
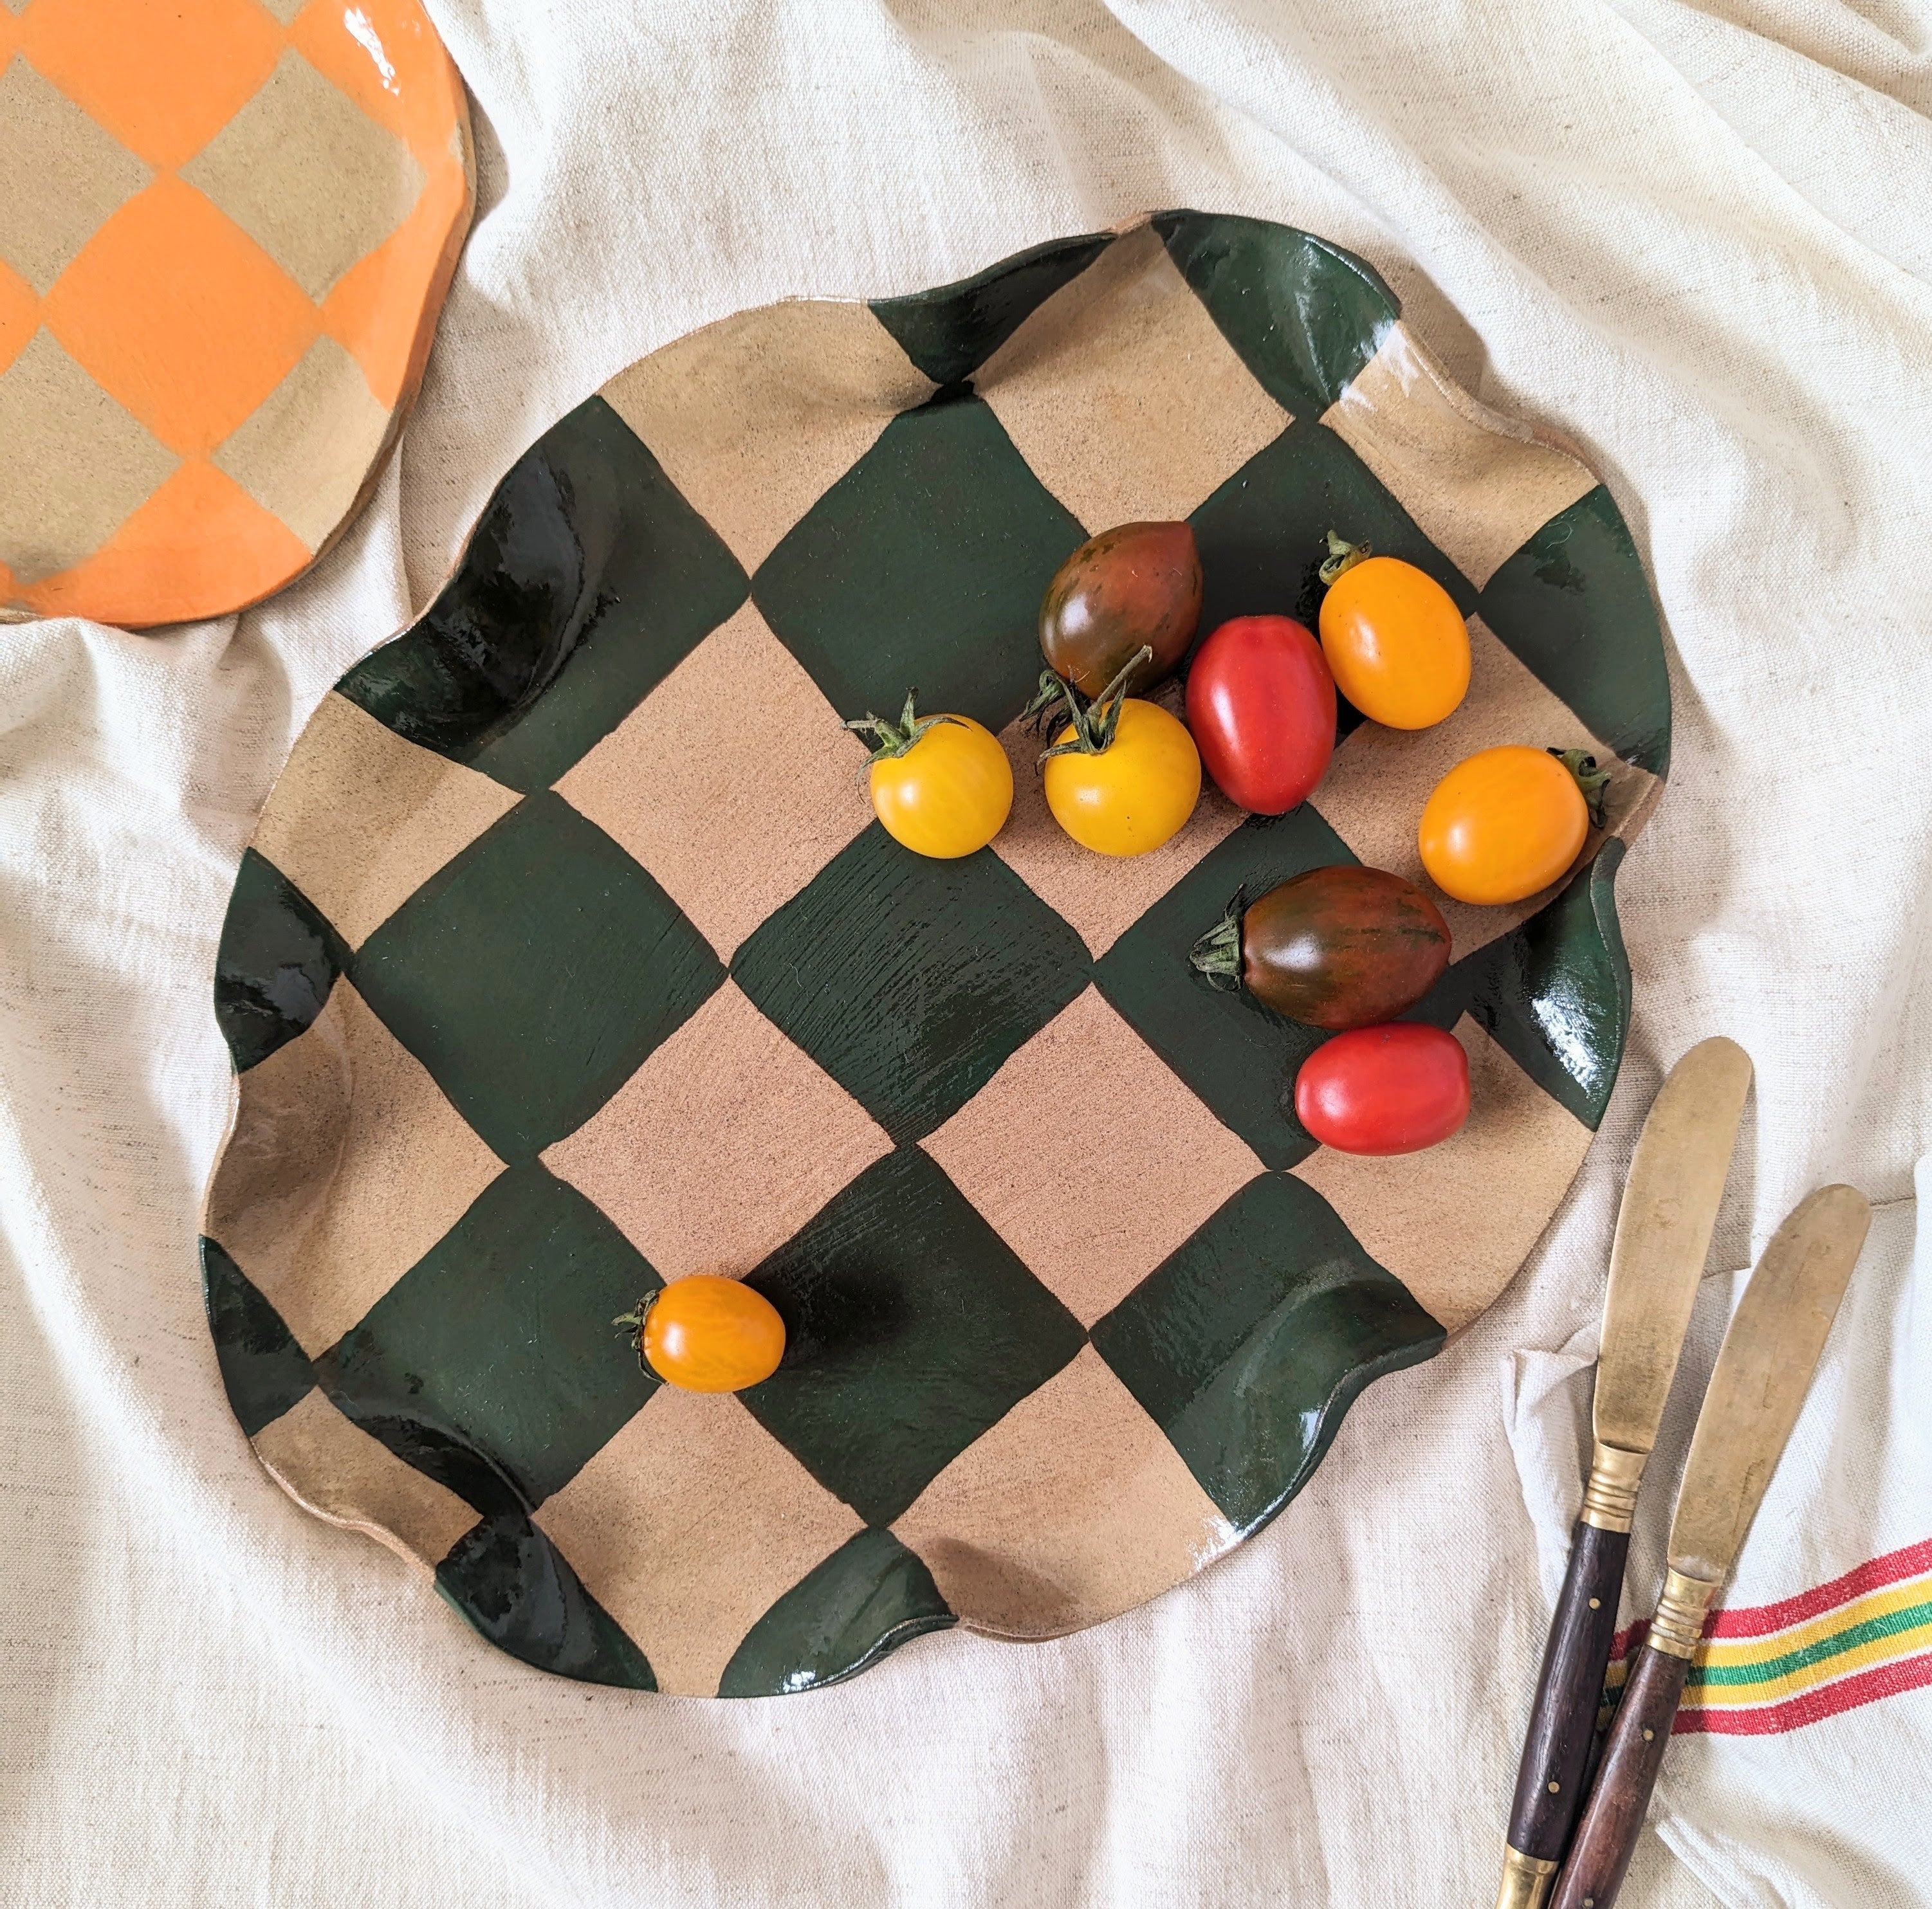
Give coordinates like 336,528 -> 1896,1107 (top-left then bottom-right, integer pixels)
0,0 -> 473,629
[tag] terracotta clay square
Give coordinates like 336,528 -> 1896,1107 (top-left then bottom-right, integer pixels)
542,981 -> 892,1283
922,986 -> 1265,1326
554,603 -> 874,964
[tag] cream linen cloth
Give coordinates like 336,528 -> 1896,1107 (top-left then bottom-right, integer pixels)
5,3 -> 1932,1904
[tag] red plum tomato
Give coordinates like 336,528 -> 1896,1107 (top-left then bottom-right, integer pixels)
1184,616 -> 1336,815
1294,1023 -> 1471,1155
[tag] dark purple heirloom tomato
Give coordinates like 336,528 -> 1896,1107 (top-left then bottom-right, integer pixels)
1294,1023 -> 1471,1156
1190,865 -> 1451,1030
1039,521 -> 1201,697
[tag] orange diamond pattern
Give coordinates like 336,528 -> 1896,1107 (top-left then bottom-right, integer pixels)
19,0 -> 282,169
24,459 -> 311,626
0,0 -> 472,628
44,176 -> 319,453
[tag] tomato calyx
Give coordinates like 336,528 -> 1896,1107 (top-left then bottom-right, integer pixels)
1188,886 -> 1247,993
1317,529 -> 1371,587
842,690 -> 961,762
612,1291 -> 659,1373
1548,746 -> 1612,827
1035,643 -> 1154,763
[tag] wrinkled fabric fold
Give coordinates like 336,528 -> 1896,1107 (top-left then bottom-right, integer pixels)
4,2 -> 1931,1903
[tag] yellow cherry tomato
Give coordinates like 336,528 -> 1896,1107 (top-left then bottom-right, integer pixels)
636,1276 -> 786,1393
1043,698 -> 1201,856
1419,745 -> 1588,906
1318,555 -> 1470,729
860,708 -> 1013,858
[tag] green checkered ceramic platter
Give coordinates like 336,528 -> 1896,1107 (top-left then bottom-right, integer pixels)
201,212 -> 1670,1697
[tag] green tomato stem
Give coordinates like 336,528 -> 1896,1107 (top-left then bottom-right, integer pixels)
612,1290 -> 659,1373
1189,887 -> 1248,992
1549,746 -> 1613,828
1036,644 -> 1154,762
843,689 -> 962,762
1317,529 -> 1371,587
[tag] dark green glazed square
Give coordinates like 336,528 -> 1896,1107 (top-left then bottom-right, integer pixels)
731,822 -> 1089,1146
717,1527 -> 954,1697
212,848 -> 349,1073
200,1237 -> 315,1438
751,387 -> 1087,733
1156,211 -> 1398,420
1478,487 -> 1671,775
337,396 -> 749,793
1188,417 -> 1476,652
317,1163 -> 661,1515
1090,1174 -> 1445,1533
870,230 -> 1115,387
741,1148 -> 1087,1527
352,792 -> 725,1162
436,1510 -> 658,1690
1444,839 -> 1631,1129
1094,807 -> 1361,1170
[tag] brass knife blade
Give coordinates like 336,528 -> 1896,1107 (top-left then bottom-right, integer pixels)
1668,1184 -> 1870,1583
1592,1037 -> 1754,1458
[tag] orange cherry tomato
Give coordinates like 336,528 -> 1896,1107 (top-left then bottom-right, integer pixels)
636,1276 -> 785,1393
1419,745 -> 1588,906
1318,556 -> 1470,729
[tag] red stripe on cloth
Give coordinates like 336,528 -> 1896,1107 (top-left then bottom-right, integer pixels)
1671,1649 -> 1932,1737
1608,1537 -> 1932,1662
1706,1537 -> 1932,1640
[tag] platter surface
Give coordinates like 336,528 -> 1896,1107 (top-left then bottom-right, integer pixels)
201,211 -> 1669,1695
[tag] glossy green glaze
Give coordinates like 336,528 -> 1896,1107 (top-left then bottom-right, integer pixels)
1090,1174 -> 1445,1532
353,792 -> 724,1162
200,1238 -> 315,1438
732,821 -> 1089,1147
213,848 -> 346,1072
338,397 -> 749,791
753,386 -> 1085,733
316,1164 -> 661,1514
202,211 -> 1666,1697
436,1511 -> 657,1690
717,1528 -> 956,1698
1478,489 -> 1671,776
743,1148 -> 1087,1528
1155,210 -> 1399,417
870,230 -> 1114,387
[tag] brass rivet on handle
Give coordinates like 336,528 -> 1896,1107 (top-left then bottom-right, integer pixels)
1547,1780 -> 1559,1793
1588,1597 -> 1601,1610
1642,1728 -> 1655,1742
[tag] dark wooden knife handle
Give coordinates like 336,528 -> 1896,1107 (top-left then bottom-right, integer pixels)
1549,1643 -> 1689,1909
1506,1519 -> 1630,1859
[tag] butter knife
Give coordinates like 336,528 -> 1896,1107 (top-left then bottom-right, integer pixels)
1495,1037 -> 1753,1909
1549,1183 -> 1871,1909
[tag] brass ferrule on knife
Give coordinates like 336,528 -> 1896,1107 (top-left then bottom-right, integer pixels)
1495,1843 -> 1560,1909
1648,1567 -> 1721,1658
1578,1440 -> 1648,1533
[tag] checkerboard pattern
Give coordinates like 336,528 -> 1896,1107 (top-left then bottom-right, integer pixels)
200,212 -> 1671,1696
0,0 -> 471,627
